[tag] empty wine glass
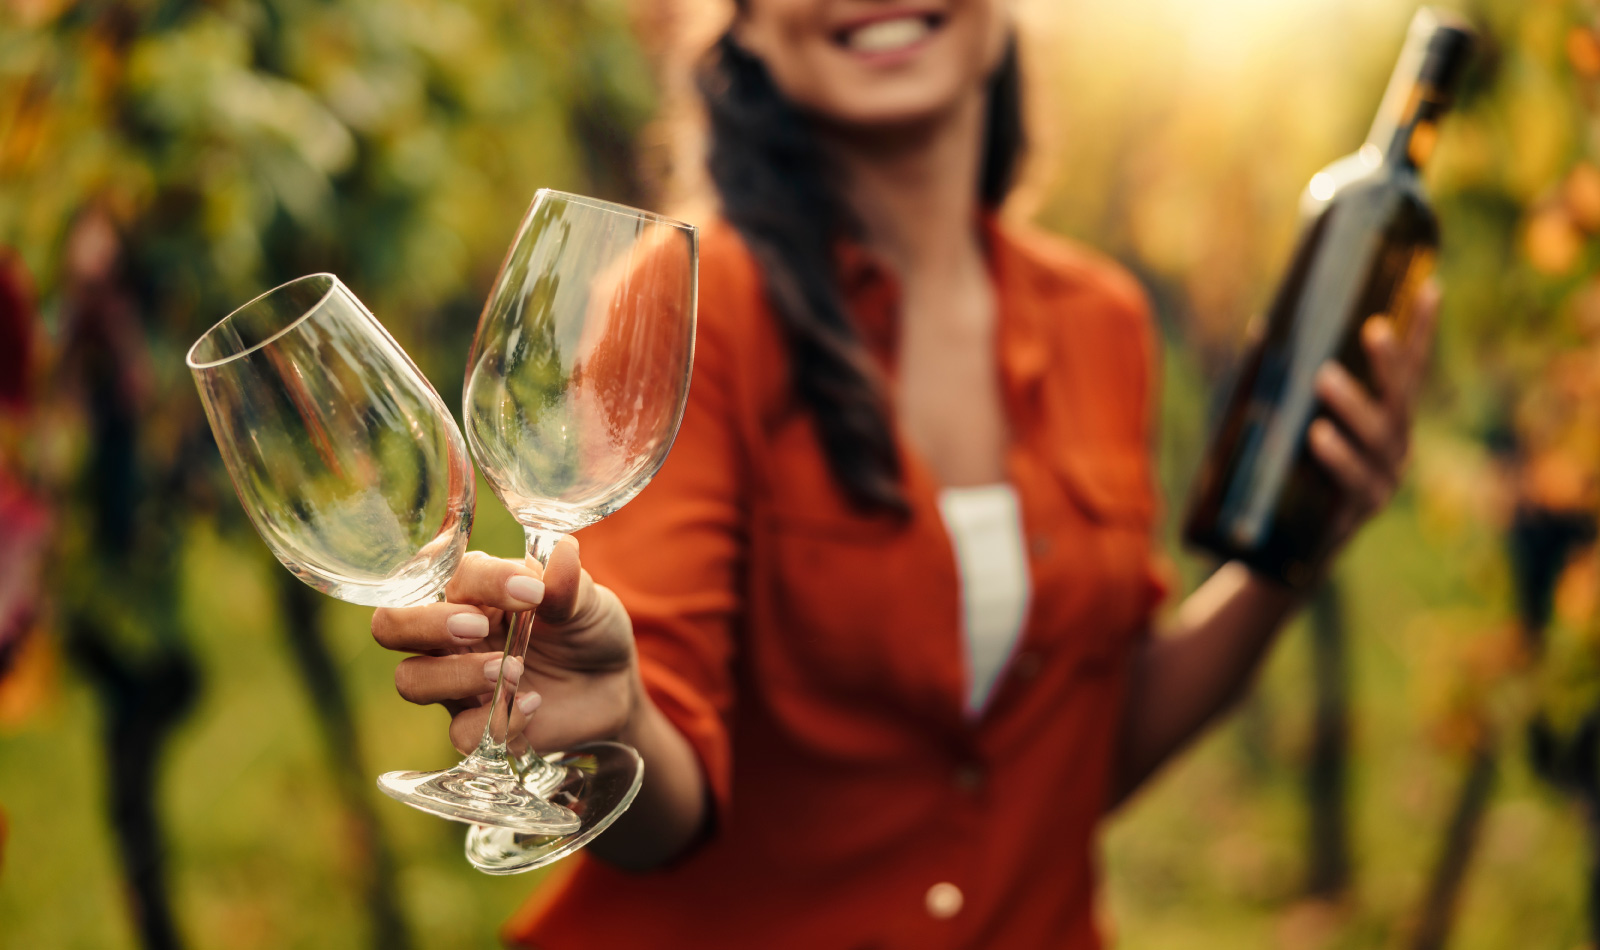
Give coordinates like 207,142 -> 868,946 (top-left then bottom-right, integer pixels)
458,189 -> 697,872
187,274 -> 579,836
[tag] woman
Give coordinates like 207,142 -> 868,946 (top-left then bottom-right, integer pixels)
372,2 -> 1436,946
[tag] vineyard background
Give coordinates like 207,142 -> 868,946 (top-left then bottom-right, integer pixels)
2,0 -> 1598,947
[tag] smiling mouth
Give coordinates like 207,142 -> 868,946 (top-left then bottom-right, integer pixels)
836,13 -> 944,55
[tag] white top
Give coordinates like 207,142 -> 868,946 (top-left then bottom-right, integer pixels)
937,483 -> 1032,717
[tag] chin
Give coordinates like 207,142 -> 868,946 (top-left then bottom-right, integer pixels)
808,74 -> 975,132
743,3 -> 1002,134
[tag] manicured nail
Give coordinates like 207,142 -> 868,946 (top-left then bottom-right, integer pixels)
447,612 -> 490,640
484,656 -> 523,685
517,691 -> 543,715
506,575 -> 545,607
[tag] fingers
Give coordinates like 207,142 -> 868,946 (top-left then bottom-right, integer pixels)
373,549 -> 551,657
394,648 -> 545,734
446,696 -> 544,757
1309,418 -> 1392,513
1361,316 -> 1408,414
444,550 -> 547,613
518,677 -> 631,753
400,538 -> 626,759
1316,362 -> 1405,469
1317,281 -> 1443,481
372,602 -> 491,654
449,707 -> 491,756
535,536 -> 591,626
1315,362 -> 1392,460
1364,280 -> 1442,417
396,652 -> 515,704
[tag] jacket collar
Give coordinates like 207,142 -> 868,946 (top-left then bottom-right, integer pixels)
833,214 -> 1060,401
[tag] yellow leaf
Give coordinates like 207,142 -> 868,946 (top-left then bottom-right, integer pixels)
1569,27 -> 1600,79
1527,206 -> 1586,275
1556,548 -> 1600,629
1566,163 -> 1600,233
0,627 -> 55,730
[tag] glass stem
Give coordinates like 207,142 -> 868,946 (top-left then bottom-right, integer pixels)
468,528 -> 566,789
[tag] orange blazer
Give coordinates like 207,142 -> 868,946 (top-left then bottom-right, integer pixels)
506,218 -> 1167,950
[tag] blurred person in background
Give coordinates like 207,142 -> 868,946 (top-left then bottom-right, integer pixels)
371,1 -> 1439,946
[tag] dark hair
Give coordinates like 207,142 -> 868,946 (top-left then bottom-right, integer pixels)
697,32 -> 1025,514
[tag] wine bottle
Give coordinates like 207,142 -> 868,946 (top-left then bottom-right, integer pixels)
1182,8 -> 1475,587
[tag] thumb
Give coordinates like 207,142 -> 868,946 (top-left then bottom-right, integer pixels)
534,536 -> 588,625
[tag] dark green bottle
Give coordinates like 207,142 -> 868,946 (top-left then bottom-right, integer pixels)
1183,9 -> 1475,587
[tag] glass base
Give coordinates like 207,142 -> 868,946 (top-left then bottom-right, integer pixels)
377,757 -> 582,835
463,741 -> 644,875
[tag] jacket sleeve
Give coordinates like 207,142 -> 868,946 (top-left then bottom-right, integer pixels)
573,246 -> 748,821
1130,288 -> 1174,617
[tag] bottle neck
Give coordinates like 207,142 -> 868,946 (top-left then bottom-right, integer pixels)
1363,11 -> 1474,174
1368,87 -> 1446,172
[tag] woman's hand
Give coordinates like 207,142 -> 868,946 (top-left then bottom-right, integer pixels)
370,537 -> 640,756
1115,283 -> 1444,804
1310,280 -> 1442,552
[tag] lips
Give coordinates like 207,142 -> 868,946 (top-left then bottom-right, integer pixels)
836,13 -> 943,55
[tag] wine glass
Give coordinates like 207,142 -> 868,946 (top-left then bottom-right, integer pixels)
187,274 -> 579,836
458,189 -> 698,872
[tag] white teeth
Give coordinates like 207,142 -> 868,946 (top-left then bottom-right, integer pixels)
846,17 -> 931,53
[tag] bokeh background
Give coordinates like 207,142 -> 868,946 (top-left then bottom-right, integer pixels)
2,0 -> 1598,947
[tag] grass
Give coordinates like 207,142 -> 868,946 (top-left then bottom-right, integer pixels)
1106,346 -> 1589,948
0,474 -> 541,949
0,432 -> 1589,947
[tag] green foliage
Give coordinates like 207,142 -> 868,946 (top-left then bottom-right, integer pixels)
1025,0 -> 1600,944
0,0 -> 651,946
5,0 -> 1600,946
1,0 -> 654,375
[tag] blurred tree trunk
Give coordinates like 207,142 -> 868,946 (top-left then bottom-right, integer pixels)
276,574 -> 412,950
7,5 -> 659,946
1304,580 -> 1351,899
1411,502 -> 1599,949
1574,714 -> 1600,944
68,621 -> 196,950
1511,505 -> 1600,943
1530,708 -> 1600,944
61,209 -> 199,950
1410,736 -> 1495,950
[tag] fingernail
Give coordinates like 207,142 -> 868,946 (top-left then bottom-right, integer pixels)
517,691 -> 543,715
484,656 -> 523,685
447,613 -> 490,640
506,575 -> 545,607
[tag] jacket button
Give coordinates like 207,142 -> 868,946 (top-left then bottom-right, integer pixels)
1030,536 -> 1052,558
925,882 -> 964,920
953,763 -> 984,793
